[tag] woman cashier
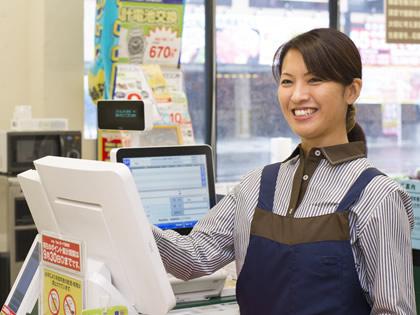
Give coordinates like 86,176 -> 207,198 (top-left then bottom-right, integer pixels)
152,28 -> 416,314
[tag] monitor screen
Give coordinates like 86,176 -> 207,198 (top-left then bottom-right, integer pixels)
113,145 -> 216,235
122,154 -> 211,230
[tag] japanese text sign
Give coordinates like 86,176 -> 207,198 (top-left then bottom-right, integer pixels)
386,0 -> 420,43
41,234 -> 83,274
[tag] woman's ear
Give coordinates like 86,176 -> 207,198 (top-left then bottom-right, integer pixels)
345,78 -> 362,105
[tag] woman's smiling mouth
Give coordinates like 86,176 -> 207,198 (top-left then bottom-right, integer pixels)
292,108 -> 318,117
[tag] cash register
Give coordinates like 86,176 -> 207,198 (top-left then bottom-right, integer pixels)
111,145 -> 228,302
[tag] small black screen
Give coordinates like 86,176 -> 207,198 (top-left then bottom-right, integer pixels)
98,100 -> 145,130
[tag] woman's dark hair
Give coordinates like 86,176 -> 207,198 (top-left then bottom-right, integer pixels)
272,28 -> 362,85
273,28 -> 365,143
347,122 -> 366,144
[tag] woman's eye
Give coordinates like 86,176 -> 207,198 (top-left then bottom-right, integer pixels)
280,79 -> 292,86
308,77 -> 323,83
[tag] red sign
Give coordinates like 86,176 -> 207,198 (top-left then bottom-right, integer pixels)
101,136 -> 122,161
41,234 -> 82,272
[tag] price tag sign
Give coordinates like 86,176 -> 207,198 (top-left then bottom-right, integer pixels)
144,27 -> 181,65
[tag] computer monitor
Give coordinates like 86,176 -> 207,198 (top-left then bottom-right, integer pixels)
17,156 -> 175,315
111,145 -> 216,235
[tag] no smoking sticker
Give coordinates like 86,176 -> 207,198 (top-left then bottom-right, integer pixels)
63,295 -> 76,315
48,289 -> 60,315
42,268 -> 82,315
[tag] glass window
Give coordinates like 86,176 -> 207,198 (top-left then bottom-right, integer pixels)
341,0 -> 420,176
180,1 -> 206,144
215,1 -> 329,182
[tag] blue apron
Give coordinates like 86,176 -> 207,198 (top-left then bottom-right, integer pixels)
236,163 -> 383,315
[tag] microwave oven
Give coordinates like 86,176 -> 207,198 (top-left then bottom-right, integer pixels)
0,130 -> 82,175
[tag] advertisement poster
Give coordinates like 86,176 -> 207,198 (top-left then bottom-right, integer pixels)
89,0 -> 120,101
89,0 -> 184,101
117,0 -> 185,67
140,64 -> 172,103
113,64 -> 156,103
92,0 -> 195,155
155,92 -> 194,144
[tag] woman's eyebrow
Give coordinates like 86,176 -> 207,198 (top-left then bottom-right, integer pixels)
280,72 -> 293,77
281,72 -> 312,77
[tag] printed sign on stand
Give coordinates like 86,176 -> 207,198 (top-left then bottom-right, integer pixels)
40,233 -> 85,315
42,270 -> 82,315
42,234 -> 83,273
398,179 -> 420,250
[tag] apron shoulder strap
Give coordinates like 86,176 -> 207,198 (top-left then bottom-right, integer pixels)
336,167 -> 385,212
257,162 -> 281,211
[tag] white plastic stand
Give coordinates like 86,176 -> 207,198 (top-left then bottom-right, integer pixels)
86,258 -> 139,315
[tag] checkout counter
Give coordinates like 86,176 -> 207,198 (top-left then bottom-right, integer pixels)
1,128 -> 419,313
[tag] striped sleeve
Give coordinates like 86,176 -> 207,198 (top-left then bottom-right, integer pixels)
152,190 -> 238,281
359,189 -> 415,314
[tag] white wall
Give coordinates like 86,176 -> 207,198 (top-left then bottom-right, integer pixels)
0,0 -> 95,159
0,0 -> 30,126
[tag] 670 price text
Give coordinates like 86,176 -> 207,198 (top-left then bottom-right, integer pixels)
149,45 -> 177,59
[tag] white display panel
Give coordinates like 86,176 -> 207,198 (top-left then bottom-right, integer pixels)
123,154 -> 210,230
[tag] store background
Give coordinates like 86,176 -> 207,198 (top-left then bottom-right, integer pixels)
0,0 -> 419,310
0,1 -> 418,181
82,0 -> 420,182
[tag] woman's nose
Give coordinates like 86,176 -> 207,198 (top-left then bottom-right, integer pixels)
290,83 -> 310,104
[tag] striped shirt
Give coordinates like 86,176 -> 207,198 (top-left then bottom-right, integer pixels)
153,141 -> 416,314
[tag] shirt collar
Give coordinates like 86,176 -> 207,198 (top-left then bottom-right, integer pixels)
283,141 -> 366,165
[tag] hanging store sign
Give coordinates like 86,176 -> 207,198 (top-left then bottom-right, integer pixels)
386,0 -> 420,43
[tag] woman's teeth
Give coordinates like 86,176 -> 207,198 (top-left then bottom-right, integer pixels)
293,108 -> 316,117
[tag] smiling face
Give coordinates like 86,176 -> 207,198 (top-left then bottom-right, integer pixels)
278,49 -> 360,152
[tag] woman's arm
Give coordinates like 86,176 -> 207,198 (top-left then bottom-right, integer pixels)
152,191 -> 238,281
359,189 -> 416,314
